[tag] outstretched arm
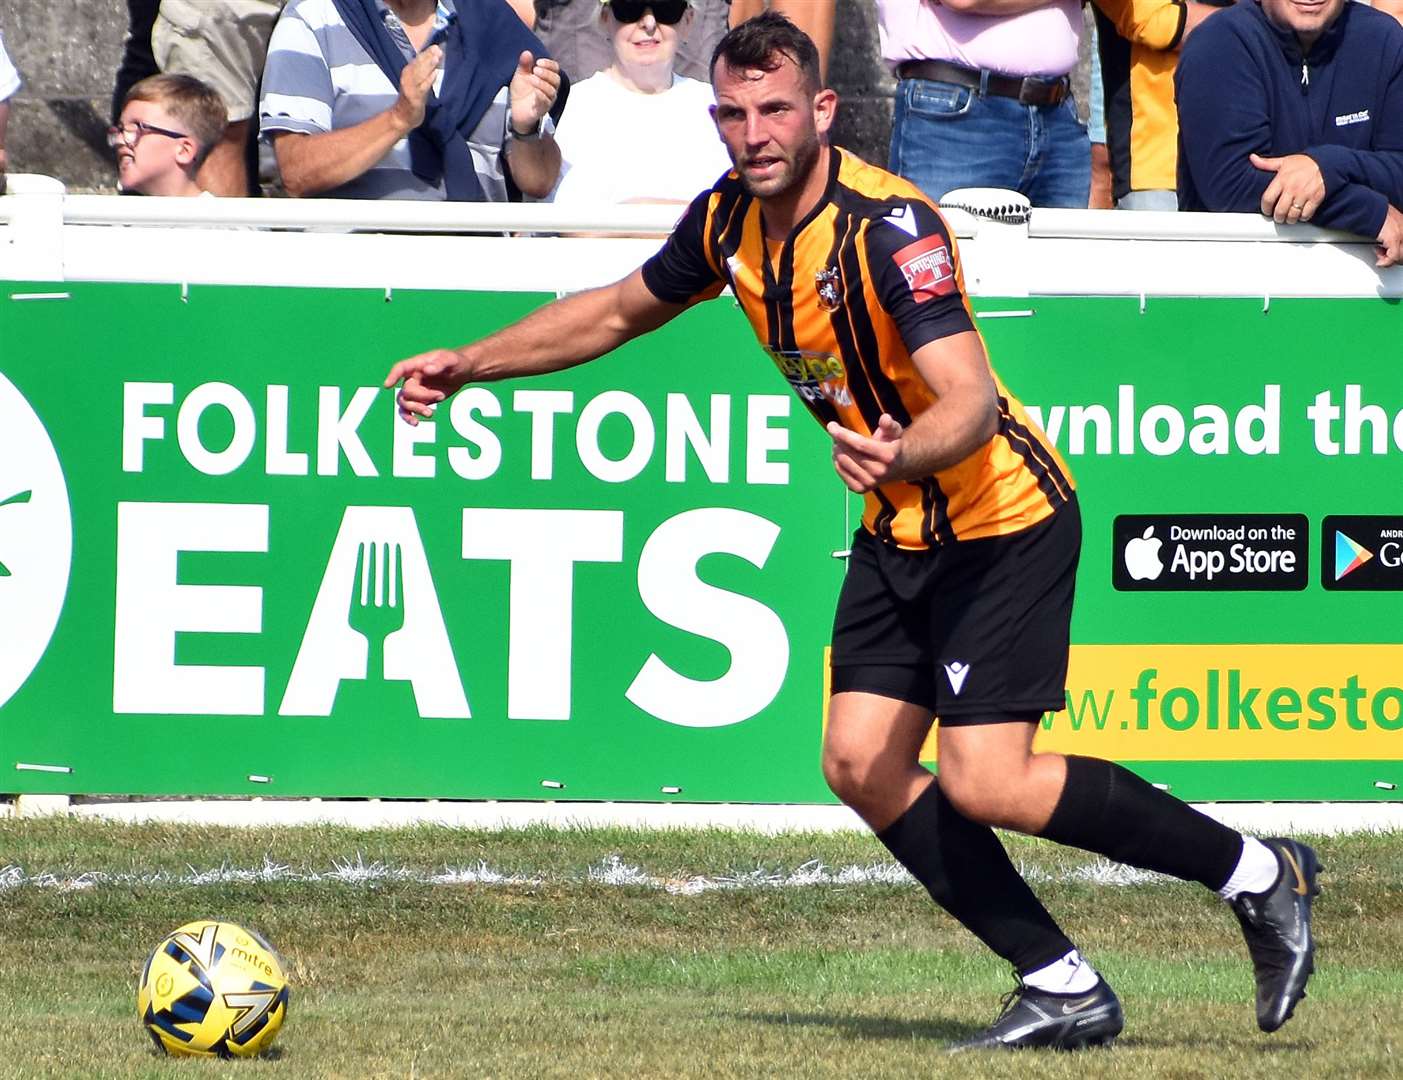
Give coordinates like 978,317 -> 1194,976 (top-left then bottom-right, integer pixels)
385,268 -> 686,424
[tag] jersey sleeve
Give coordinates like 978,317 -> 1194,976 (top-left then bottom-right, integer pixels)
864,200 -> 975,354
640,187 -> 726,305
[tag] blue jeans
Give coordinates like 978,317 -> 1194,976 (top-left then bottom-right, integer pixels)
890,77 -> 1091,209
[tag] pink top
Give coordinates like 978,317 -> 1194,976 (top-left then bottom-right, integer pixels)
876,0 -> 1083,79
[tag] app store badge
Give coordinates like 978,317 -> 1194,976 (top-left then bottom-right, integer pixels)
1113,514 -> 1308,592
1321,517 -> 1403,590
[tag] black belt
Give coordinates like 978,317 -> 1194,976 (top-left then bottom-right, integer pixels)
896,59 -> 1069,107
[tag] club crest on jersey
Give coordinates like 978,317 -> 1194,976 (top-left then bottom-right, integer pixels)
893,235 -> 955,304
815,266 -> 842,312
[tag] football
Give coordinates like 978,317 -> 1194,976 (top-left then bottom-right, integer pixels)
137,920 -> 290,1058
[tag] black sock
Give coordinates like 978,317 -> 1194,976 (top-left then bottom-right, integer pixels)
877,780 -> 1074,975
1040,755 -> 1242,890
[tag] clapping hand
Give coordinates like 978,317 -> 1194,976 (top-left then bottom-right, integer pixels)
509,51 -> 560,135
392,45 -> 442,134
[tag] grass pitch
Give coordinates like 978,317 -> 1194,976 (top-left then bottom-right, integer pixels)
1,818 -> 1400,1079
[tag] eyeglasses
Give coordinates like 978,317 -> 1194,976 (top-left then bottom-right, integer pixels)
608,0 -> 688,26
106,120 -> 189,149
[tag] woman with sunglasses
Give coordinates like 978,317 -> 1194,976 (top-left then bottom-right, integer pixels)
550,0 -> 731,206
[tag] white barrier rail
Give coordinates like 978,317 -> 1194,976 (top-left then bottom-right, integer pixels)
0,177 -> 1364,243
0,173 -> 1399,297
52,192 -> 689,236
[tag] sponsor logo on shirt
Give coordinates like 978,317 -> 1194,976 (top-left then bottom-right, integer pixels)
1335,110 -> 1370,127
892,235 -> 955,304
765,348 -> 853,408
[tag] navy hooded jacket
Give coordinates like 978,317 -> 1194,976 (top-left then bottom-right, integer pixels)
1176,0 -> 1403,239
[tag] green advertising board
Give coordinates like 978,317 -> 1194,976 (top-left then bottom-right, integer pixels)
1,282 -> 1400,801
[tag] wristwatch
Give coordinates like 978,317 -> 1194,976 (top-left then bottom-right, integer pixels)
508,114 -> 545,142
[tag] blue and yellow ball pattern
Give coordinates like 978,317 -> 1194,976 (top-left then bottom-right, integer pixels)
137,920 -> 289,1058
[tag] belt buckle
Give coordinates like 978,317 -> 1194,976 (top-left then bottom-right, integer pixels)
1019,78 -> 1065,107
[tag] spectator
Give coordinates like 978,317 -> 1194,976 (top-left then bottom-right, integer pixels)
876,0 -> 1090,208
1093,0 -> 1227,211
113,0 -> 162,125
260,0 -> 564,201
1176,0 -> 1403,266
109,74 -> 228,197
0,31 -> 17,196
551,0 -> 731,206
153,1 -> 286,196
534,0 -> 731,84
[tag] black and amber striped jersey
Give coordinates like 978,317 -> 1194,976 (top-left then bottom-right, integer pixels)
1093,0 -> 1190,199
641,147 -> 1074,550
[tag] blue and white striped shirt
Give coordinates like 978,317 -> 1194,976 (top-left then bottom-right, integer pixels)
259,0 -> 551,200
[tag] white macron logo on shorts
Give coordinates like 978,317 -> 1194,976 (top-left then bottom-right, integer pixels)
943,661 -> 971,695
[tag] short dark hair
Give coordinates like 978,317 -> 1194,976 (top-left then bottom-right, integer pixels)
709,11 -> 822,95
124,74 -> 228,165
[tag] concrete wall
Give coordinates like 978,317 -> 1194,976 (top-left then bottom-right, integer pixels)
3,1 -> 128,190
0,0 -> 1089,195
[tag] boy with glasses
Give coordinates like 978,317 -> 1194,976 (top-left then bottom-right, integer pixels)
152,1 -> 286,196
110,74 -> 228,196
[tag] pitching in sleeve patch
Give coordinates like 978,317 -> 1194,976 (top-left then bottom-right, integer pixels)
892,235 -> 956,304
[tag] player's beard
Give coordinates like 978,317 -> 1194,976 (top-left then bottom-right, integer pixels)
735,127 -> 822,200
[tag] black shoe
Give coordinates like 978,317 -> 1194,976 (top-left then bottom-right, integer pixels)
948,977 -> 1124,1052
1231,837 -> 1321,1033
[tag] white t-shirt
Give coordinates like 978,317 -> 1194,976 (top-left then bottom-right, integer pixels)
0,34 -> 21,101
551,72 -> 732,206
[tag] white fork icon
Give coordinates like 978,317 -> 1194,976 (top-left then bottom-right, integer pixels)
349,540 -> 405,681
278,507 -> 470,718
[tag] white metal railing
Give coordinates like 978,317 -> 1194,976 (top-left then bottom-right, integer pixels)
0,177 -> 683,235
0,173 -> 1367,244
0,174 -> 1397,298
1027,207 -> 1360,245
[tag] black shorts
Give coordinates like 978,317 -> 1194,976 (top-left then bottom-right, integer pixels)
829,498 -> 1080,721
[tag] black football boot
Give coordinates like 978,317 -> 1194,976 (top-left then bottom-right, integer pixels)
948,976 -> 1124,1052
1231,836 -> 1321,1033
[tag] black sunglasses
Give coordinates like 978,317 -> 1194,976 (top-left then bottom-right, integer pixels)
609,0 -> 688,26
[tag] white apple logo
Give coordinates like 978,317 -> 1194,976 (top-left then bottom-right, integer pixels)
1124,526 -> 1164,581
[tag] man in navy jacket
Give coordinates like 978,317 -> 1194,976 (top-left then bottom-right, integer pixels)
1176,0 -> 1403,267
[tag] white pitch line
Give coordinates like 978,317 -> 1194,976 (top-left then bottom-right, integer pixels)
0,854 -> 1165,895
37,799 -> 1403,836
